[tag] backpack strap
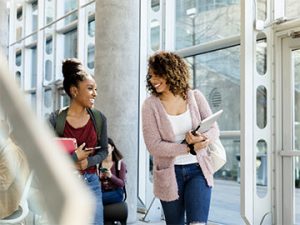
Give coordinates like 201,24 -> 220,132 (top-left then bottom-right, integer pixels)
87,108 -> 102,141
55,107 -> 69,137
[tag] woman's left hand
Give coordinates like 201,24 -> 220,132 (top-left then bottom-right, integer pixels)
185,131 -> 207,144
194,139 -> 210,152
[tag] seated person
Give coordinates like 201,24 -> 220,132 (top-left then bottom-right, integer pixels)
99,137 -> 126,205
0,119 -> 30,219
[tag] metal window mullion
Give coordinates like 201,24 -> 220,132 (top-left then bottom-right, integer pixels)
241,0 -> 256,223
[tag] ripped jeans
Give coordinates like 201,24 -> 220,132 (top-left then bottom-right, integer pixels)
160,163 -> 211,225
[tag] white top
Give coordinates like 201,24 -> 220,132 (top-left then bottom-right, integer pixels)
167,107 -> 198,165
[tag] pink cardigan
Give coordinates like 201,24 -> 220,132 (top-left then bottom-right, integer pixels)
142,89 -> 220,201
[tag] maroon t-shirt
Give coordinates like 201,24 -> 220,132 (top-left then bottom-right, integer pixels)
64,118 -> 98,174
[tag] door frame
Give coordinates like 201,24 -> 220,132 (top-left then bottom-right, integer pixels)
274,20 -> 300,225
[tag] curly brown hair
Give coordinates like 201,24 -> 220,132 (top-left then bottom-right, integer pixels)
146,51 -> 191,100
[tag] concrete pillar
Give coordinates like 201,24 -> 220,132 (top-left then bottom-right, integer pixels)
94,1 -> 140,223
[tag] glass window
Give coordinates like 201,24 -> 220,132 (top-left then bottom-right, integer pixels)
16,51 -> 22,66
87,44 -> 95,69
256,85 -> 267,129
45,60 -> 52,82
31,47 -> 37,89
45,0 -> 54,24
44,89 -> 52,108
64,0 -> 78,25
64,29 -> 78,58
46,37 -> 53,55
150,20 -> 160,51
16,6 -> 22,21
32,2 -> 38,32
286,0 -> 300,19
256,139 -> 267,198
175,0 -> 240,49
151,0 -> 160,12
88,20 -> 95,37
209,137 -> 243,224
257,0 -> 267,21
256,34 -> 267,76
15,71 -> 21,87
190,46 -> 240,131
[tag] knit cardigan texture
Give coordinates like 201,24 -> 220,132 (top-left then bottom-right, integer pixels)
142,89 -> 220,201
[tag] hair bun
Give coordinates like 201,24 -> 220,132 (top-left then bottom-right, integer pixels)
62,58 -> 83,78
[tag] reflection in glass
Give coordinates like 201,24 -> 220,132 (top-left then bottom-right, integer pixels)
150,20 -> 160,51
87,44 -> 95,69
151,0 -> 160,12
257,0 -> 267,21
190,46 -> 240,131
294,49 -> 300,151
175,0 -> 240,49
256,139 -> 267,198
45,60 -> 52,81
257,85 -> 267,129
16,51 -> 22,66
64,29 -> 77,58
256,34 -> 267,75
31,47 -> 37,89
286,0 -> 300,19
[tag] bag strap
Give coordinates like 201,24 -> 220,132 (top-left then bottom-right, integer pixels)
87,108 -> 102,141
55,107 -> 68,137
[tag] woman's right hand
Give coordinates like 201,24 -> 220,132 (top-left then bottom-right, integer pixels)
75,143 -> 93,161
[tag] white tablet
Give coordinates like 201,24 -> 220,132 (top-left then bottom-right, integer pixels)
193,109 -> 223,133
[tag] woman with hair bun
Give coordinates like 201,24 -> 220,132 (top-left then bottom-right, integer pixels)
49,58 -> 108,225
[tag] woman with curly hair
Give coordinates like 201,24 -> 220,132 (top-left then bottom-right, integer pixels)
142,51 -> 220,225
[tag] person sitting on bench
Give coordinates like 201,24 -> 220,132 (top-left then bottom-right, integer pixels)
99,137 -> 126,205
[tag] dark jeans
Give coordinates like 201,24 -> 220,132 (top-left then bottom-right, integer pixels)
102,188 -> 124,205
160,163 -> 212,225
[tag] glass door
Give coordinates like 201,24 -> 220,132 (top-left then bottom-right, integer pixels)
280,34 -> 300,225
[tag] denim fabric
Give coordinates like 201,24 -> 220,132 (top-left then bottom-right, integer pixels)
83,173 -> 104,225
102,188 -> 124,206
160,163 -> 212,225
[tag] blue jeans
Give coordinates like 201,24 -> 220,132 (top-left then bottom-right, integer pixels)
160,163 -> 212,225
83,173 -> 104,225
102,188 -> 124,205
